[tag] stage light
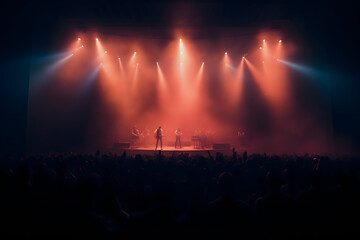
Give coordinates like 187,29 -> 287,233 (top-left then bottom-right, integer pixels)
279,40 -> 282,43
277,59 -> 320,77
242,56 -> 245,59
104,51 -> 107,54
262,61 -> 265,63
83,64 -> 102,89
136,63 -> 138,66
225,63 -> 237,72
225,52 -> 227,55
78,38 -> 81,41
118,57 -> 120,60
81,45 -> 84,48
263,39 -> 265,42
35,53 -> 74,82
134,52 -> 136,55
156,62 -> 158,64
259,47 -> 263,50
202,62 -> 204,65
96,38 -> 99,41
180,38 -> 182,42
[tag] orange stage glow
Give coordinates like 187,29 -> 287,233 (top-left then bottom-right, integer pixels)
67,38 -> 83,53
157,63 -> 166,89
223,51 -> 231,65
261,39 -> 269,60
244,58 -> 267,95
131,63 -> 139,90
95,37 -> 105,58
128,51 -> 137,67
194,61 -> 204,89
118,57 -> 125,79
232,57 -> 245,103
26,31 -> 334,155
275,38 -> 283,59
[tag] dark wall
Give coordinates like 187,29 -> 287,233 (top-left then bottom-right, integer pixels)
0,3 -> 32,155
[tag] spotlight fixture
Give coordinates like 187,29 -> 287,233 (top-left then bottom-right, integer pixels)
96,38 -> 99,41
263,39 -> 266,42
78,38 -> 81,41
279,40 -> 282,43
225,52 -> 227,55
104,51 -> 107,53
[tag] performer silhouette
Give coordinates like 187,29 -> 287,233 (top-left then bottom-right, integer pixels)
154,125 -> 163,150
131,126 -> 140,147
175,128 -> 182,148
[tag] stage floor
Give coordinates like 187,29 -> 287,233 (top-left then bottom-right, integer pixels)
130,146 -> 213,151
109,146 -> 232,156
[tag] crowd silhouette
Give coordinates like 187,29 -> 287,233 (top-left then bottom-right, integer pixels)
0,150 -> 359,238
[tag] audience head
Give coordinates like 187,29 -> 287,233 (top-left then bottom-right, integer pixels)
217,171 -> 234,196
265,171 -> 283,193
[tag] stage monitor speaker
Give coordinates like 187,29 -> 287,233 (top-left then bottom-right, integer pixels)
113,142 -> 130,149
213,143 -> 230,150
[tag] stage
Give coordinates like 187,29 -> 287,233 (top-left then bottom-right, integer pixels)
107,146 -> 232,156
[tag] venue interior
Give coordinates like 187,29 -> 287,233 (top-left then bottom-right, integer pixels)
0,0 -> 360,238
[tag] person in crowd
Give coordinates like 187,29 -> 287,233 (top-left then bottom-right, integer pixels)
0,151 -> 359,237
